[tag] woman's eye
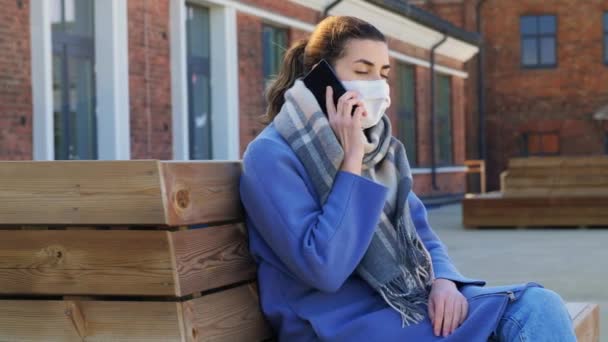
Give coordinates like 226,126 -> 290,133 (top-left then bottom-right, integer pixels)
381,74 -> 389,79
355,71 -> 368,75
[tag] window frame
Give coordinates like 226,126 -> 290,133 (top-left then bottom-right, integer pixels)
52,0 -> 97,160
520,131 -> 561,157
185,4 -> 213,160
520,14 -> 558,69
434,73 -> 454,167
262,23 -> 289,89
170,1 -> 240,161
395,62 -> 418,167
31,0 -> 131,161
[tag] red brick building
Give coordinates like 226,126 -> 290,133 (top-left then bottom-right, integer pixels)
0,0 -> 482,198
418,0 -> 608,190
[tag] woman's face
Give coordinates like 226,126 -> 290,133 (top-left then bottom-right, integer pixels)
333,39 -> 391,82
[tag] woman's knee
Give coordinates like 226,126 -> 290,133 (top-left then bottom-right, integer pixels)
517,287 -> 570,319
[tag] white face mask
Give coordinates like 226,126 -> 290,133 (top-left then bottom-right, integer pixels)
342,79 -> 391,129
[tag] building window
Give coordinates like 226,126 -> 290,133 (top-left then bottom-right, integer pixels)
51,0 -> 96,160
521,131 -> 560,156
262,25 -> 288,89
435,74 -> 453,166
396,63 -> 417,166
520,15 -> 557,68
604,12 -> 608,64
186,4 -> 212,160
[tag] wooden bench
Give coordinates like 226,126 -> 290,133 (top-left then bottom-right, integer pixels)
0,160 -> 273,341
0,161 -> 598,341
567,303 -> 600,342
463,156 -> 608,227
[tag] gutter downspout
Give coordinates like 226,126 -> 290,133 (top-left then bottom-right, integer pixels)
323,0 -> 345,18
476,0 -> 488,161
430,34 -> 448,191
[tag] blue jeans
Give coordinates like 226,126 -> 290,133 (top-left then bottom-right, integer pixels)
488,287 -> 577,342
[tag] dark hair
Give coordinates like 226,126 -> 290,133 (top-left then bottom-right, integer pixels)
258,16 -> 386,125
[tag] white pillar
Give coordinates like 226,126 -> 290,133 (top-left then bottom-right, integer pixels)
31,0 -> 54,160
170,0 -> 190,160
210,5 -> 239,160
95,0 -> 131,160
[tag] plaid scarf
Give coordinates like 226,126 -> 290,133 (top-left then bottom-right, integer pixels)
273,79 -> 435,327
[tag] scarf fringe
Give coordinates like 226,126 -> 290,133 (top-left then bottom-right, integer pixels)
378,275 -> 429,328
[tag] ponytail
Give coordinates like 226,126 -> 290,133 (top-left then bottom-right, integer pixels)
258,39 -> 308,125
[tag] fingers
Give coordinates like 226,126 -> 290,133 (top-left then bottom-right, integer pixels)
433,296 -> 444,337
336,90 -> 359,117
460,298 -> 468,325
447,298 -> 460,336
428,297 -> 435,324
352,105 -> 365,129
441,297 -> 454,337
325,86 -> 336,118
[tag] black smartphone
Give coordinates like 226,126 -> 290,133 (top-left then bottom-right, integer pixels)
302,59 -> 355,116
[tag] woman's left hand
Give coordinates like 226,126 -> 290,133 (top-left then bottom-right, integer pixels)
428,278 -> 468,337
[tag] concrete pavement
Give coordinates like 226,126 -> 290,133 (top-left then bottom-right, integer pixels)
427,203 -> 607,341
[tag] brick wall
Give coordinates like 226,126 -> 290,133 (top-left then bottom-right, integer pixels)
481,0 -> 608,189
237,13 -> 267,157
415,0 -> 483,169
413,172 -> 466,195
0,0 -> 32,160
128,0 -> 172,160
416,0 -> 466,28
423,0 -> 608,190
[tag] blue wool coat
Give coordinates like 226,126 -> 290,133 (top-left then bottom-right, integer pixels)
239,122 -> 543,342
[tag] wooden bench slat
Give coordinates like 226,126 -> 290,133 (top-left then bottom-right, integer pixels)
160,161 -> 243,226
509,156 -> 608,168
183,283 -> 273,341
0,224 -> 255,297
0,160 -> 243,226
0,230 -> 172,270
463,193 -> 608,227
0,283 -> 271,341
567,303 -> 600,342
0,300 -> 184,341
170,223 -> 256,297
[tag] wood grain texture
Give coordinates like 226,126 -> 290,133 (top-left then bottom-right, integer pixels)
463,193 -> 608,227
508,156 -> 608,169
182,283 -> 274,341
0,230 -> 172,270
0,230 -> 174,296
0,299 -> 185,341
0,226 -> 254,297
0,283 -> 272,341
160,161 -> 243,226
0,160 -> 165,225
567,302 -> 600,342
0,160 -> 243,226
502,157 -> 608,197
170,223 -> 256,297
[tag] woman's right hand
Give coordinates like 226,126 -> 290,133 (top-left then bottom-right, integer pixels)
326,86 -> 366,176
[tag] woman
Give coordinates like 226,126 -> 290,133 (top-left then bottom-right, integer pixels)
239,16 -> 576,341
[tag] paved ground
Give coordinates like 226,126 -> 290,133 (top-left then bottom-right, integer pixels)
426,203 -> 607,341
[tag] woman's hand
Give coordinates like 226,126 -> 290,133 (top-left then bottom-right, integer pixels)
325,86 -> 366,175
428,278 -> 469,337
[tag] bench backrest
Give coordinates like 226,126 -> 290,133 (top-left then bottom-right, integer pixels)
501,156 -> 608,197
0,160 -> 273,341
